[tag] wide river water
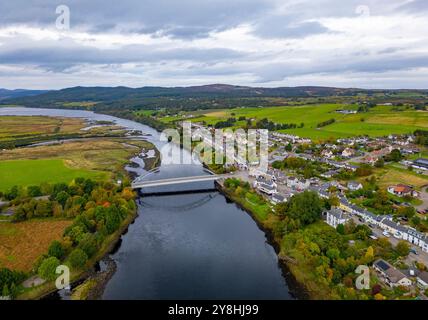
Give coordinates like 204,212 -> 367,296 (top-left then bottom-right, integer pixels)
0,107 -> 294,299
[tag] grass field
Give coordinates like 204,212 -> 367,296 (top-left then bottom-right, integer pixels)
0,219 -> 72,271
354,164 -> 428,191
0,139 -> 150,191
156,104 -> 428,141
0,159 -> 107,191
0,116 -> 85,141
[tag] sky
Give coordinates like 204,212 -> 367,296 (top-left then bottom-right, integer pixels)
0,0 -> 427,90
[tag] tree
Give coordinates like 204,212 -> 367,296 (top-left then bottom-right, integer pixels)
374,158 -> 384,168
68,249 -> 88,269
55,191 -> 70,208
78,233 -> 98,258
38,257 -> 60,281
2,284 -> 10,297
363,246 -> 374,263
385,149 -> 403,162
27,185 -> 42,197
336,224 -> 345,235
48,240 -> 65,259
396,241 -> 410,257
285,191 -> 323,226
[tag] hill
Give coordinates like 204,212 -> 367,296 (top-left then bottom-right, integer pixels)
0,88 -> 49,101
2,84 -> 427,111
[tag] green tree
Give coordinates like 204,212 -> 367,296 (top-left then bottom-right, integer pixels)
2,284 -> 10,297
396,241 -> 410,257
27,185 -> 42,197
78,233 -> 98,258
48,240 -> 65,259
336,224 -> 345,235
285,191 -> 323,225
38,257 -> 60,281
68,249 -> 88,269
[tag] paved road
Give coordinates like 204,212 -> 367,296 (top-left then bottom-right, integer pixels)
416,185 -> 428,211
351,215 -> 428,266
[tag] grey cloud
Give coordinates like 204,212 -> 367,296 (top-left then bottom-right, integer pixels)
0,40 -> 245,71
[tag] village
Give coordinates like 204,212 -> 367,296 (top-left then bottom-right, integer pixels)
189,122 -> 428,293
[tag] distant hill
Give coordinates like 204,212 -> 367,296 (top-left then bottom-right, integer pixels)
0,88 -> 49,101
1,84 -> 427,111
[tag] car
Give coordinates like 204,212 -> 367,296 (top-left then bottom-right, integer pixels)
382,231 -> 390,237
393,232 -> 402,239
410,248 -> 419,255
369,235 -> 378,240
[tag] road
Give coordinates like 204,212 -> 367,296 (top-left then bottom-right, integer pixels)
351,215 -> 428,266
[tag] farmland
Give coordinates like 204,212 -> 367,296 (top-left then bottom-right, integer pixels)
155,104 -> 428,141
0,159 -> 107,191
0,219 -> 72,271
0,138 -> 151,191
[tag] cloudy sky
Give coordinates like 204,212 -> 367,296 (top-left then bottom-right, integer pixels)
0,0 -> 427,89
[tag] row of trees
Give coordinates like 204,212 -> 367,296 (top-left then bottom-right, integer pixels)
316,118 -> 335,128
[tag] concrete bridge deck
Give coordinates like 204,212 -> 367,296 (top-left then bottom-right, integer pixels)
131,174 -> 226,189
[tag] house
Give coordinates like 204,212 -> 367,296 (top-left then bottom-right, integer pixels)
342,148 -> 356,158
347,181 -> 363,191
387,184 -> 420,198
295,178 -> 310,191
320,170 -> 338,179
325,208 -> 350,228
363,156 -> 379,165
286,176 -> 298,188
412,158 -> 428,171
417,272 -> 428,290
256,182 -> 277,195
270,193 -> 287,205
253,177 -> 277,189
321,149 -> 334,159
373,259 -> 412,288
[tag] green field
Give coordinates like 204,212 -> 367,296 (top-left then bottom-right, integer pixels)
0,159 -> 107,191
156,104 -> 428,141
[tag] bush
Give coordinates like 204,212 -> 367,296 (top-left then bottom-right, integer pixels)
48,240 -> 65,259
38,257 -> 60,281
78,233 -> 98,258
68,249 -> 88,269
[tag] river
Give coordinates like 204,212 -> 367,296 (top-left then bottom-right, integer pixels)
0,107 -> 294,300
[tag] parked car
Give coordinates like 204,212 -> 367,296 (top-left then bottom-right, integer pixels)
410,248 -> 419,255
382,231 -> 390,237
393,232 -> 402,239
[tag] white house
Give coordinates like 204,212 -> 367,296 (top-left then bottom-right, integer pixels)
387,184 -> 420,198
321,149 -> 334,159
257,183 -> 277,195
342,148 -> 356,158
325,208 -> 350,228
417,272 -> 428,290
270,193 -> 287,205
347,181 -> 363,191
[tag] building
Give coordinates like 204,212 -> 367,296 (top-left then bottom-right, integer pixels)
325,208 -> 350,228
412,158 -> 428,171
256,182 -> 277,195
387,184 -> 420,198
347,181 -> 363,191
342,148 -> 356,158
417,272 -> 428,290
321,149 -> 334,159
320,170 -> 338,179
270,194 -> 287,205
373,259 -> 412,288
286,176 -> 298,188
